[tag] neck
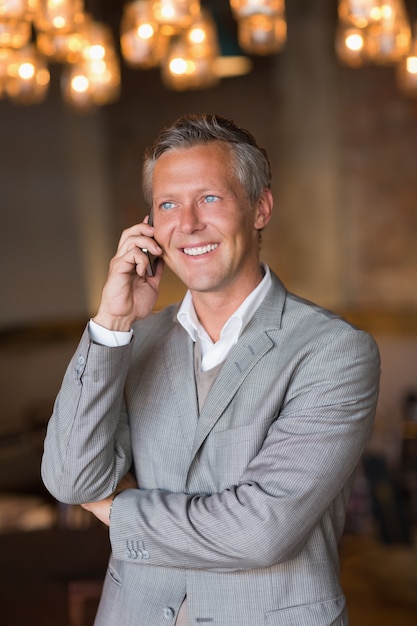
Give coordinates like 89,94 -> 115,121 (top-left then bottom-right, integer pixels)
190,267 -> 264,342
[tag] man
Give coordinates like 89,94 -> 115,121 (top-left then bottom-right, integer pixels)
42,113 -> 380,626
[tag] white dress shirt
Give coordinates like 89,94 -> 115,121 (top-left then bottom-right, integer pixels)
177,264 -> 271,371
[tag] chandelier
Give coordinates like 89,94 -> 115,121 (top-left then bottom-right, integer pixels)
0,0 -> 287,109
335,0 -> 417,96
0,1 -> 416,110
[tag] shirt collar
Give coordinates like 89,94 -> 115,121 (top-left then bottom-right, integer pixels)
177,264 -> 272,346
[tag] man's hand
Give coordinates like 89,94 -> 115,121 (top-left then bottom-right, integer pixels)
81,472 -> 138,527
94,221 -> 164,332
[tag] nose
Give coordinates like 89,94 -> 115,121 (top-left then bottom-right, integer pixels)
179,202 -> 204,234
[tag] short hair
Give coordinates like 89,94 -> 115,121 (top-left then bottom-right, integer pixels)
142,113 -> 271,207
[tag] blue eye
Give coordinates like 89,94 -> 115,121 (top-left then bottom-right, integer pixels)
205,195 -> 218,203
161,201 -> 175,210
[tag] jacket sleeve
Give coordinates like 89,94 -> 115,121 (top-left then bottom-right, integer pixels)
41,326 -> 133,504
109,327 -> 380,571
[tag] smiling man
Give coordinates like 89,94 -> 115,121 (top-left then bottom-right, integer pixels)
42,113 -> 380,626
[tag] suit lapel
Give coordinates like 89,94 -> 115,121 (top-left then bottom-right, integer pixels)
191,329 -> 275,457
163,323 -> 199,454
190,273 -> 286,457
161,272 -> 287,461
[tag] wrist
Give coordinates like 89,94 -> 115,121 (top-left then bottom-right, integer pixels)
109,491 -> 121,523
89,319 -> 132,347
92,314 -> 134,333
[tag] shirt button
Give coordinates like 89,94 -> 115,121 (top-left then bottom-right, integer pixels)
162,607 -> 175,619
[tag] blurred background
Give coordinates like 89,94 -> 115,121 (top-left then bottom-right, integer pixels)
0,1 -> 416,624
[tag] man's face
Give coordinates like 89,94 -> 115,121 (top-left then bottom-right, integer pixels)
152,141 -> 271,299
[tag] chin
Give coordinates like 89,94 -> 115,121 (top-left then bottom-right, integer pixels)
183,274 -> 221,293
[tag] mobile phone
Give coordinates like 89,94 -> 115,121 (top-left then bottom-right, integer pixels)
144,208 -> 156,277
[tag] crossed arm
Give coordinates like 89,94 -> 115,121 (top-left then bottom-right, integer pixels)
81,471 -> 137,526
43,328 -> 380,572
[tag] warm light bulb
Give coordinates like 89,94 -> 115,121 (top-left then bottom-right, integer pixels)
18,62 -> 35,80
160,6 -> 175,20
407,55 -> 417,74
137,23 -> 154,39
52,16 -> 66,29
121,1 -> 167,69
151,0 -> 201,32
346,32 -> 364,51
68,37 -> 83,53
237,13 -> 286,55
0,19 -> 31,48
169,56 -> 188,74
71,74 -> 89,93
189,27 -> 205,44
5,44 -> 50,103
35,0 -> 85,34
370,7 -> 382,22
381,4 -> 393,21
88,44 -> 106,60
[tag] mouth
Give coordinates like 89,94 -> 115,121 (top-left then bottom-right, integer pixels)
182,243 -> 219,257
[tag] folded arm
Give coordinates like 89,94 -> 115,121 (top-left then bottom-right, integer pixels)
106,329 -> 380,571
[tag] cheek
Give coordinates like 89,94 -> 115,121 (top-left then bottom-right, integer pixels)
154,222 -> 171,249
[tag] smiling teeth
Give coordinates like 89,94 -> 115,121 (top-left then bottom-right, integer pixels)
183,244 -> 218,256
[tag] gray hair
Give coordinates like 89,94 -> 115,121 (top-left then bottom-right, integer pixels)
142,113 -> 271,207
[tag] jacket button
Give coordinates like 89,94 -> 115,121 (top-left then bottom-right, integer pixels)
126,549 -> 137,559
162,607 -> 175,619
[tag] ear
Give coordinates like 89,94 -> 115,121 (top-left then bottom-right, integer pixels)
254,188 -> 273,230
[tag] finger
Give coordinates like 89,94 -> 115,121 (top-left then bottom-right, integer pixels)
118,233 -> 161,263
117,223 -> 155,254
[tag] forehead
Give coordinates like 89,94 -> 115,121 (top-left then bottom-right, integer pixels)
154,141 -> 234,178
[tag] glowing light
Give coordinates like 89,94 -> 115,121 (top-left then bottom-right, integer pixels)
91,59 -> 106,75
370,8 -> 382,22
137,23 -> 154,39
346,33 -> 364,51
88,44 -> 106,60
71,74 -> 89,93
68,37 -> 83,53
169,57 -> 187,74
18,62 -> 35,80
381,4 -> 393,20
161,6 -> 175,20
406,56 -> 417,74
52,17 -> 66,29
37,68 -> 50,86
189,27 -> 205,44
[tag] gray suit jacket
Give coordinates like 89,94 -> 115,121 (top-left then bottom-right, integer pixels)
42,272 -> 380,626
